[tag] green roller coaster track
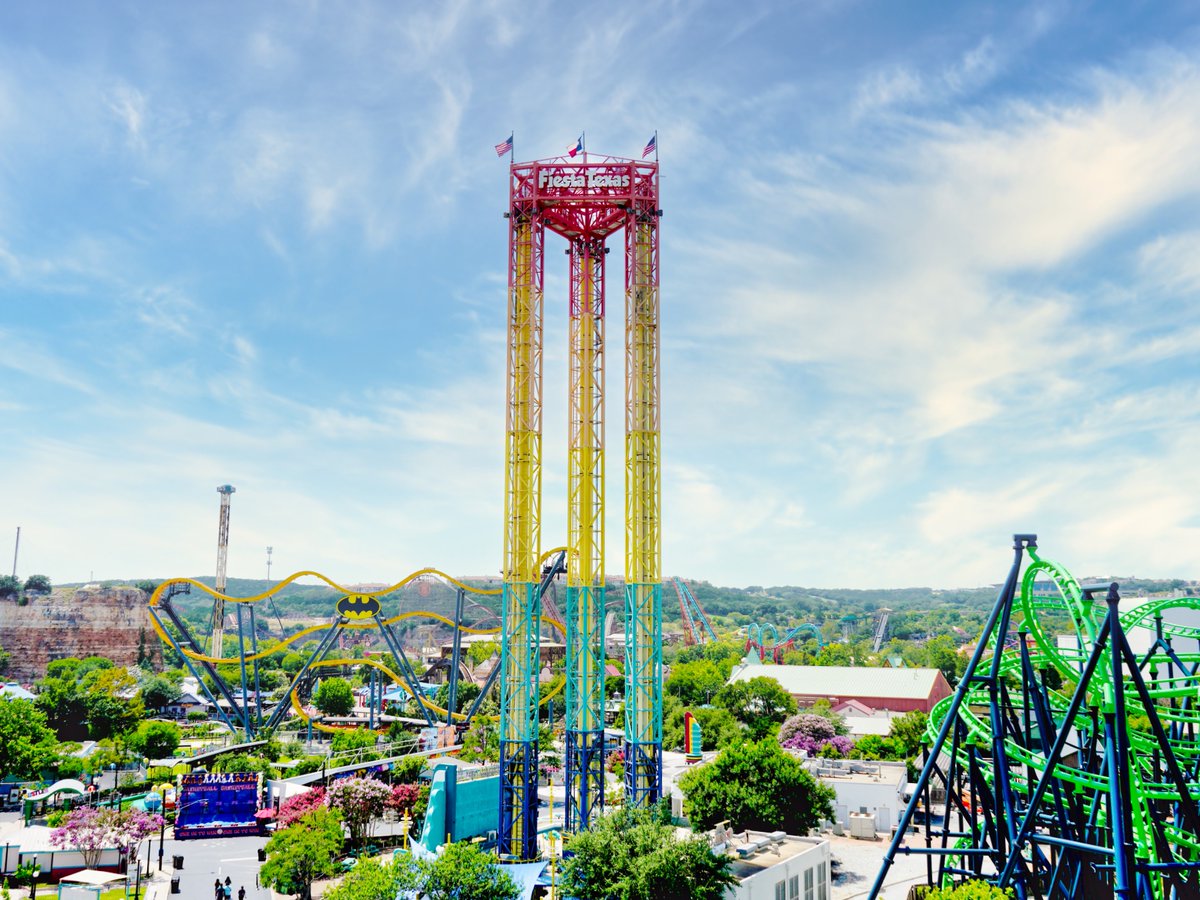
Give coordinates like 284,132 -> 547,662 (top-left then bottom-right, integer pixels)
874,535 -> 1200,900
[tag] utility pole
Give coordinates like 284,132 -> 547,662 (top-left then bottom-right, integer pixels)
213,485 -> 236,657
11,526 -> 19,579
266,546 -> 273,582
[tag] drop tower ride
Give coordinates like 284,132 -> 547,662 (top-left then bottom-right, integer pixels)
500,150 -> 662,859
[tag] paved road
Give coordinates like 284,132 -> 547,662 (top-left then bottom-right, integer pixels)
156,832 -> 272,900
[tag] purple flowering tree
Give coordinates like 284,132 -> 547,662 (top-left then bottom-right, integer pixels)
326,777 -> 391,847
778,713 -> 856,758
51,806 -> 164,868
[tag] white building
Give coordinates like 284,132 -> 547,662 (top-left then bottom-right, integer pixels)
803,758 -> 908,836
721,830 -> 831,900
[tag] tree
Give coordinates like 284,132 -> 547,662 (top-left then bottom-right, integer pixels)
126,720 -> 182,759
921,636 -> 966,686
419,840 -> 518,900
0,575 -> 19,601
260,807 -> 345,900
314,677 -> 354,717
138,675 -> 182,711
331,728 -> 378,757
665,658 -> 727,706
662,696 -> 742,753
714,676 -> 797,740
81,667 -> 144,739
327,777 -> 391,847
278,787 -> 327,828
0,698 -> 59,779
778,713 -> 854,757
678,739 -> 835,835
51,807 -> 163,868
889,709 -> 929,757
323,857 -> 420,900
0,641 -> 9,677
562,806 -> 735,900
23,574 -> 51,595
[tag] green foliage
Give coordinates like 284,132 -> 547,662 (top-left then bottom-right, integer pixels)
0,575 -> 20,601
392,754 -> 428,784
562,806 -> 735,900
713,675 -> 797,740
261,807 -> 345,900
926,881 -> 1014,899
323,857 -> 420,900
0,643 -> 8,677
138,675 -> 182,710
213,752 -> 273,777
281,652 -> 305,675
420,840 -> 519,900
433,680 -> 480,714
314,677 -> 354,717
665,658 -> 728,706
23,574 -> 51,595
0,697 -> 60,779
331,728 -> 378,756
662,695 -> 742,752
889,709 -> 929,756
678,739 -> 835,835
126,720 -> 182,759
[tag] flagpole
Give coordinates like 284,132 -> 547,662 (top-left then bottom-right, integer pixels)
654,129 -> 658,163
582,130 -> 586,164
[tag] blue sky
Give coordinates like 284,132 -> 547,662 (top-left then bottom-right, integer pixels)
3,1 -> 1200,589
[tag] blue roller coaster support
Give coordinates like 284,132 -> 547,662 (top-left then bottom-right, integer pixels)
565,582 -> 606,831
499,580 -> 541,860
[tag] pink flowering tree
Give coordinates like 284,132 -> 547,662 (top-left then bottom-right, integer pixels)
326,777 -> 391,847
778,713 -> 855,758
51,806 -> 164,868
278,786 -> 327,828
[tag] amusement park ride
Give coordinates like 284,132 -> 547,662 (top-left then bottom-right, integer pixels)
871,535 -> 1200,900
148,144 -> 663,863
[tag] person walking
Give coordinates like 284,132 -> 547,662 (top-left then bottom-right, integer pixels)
238,887 -> 246,900
214,878 -> 223,900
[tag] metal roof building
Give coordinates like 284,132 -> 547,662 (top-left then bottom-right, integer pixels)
728,663 -> 952,713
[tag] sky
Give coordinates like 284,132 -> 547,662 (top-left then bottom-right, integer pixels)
3,1 -> 1200,590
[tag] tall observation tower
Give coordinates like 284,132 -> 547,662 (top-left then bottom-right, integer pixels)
212,484 -> 236,656
500,149 -> 662,859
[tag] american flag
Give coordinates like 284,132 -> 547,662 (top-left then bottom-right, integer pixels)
494,134 -> 513,157
642,134 -> 656,158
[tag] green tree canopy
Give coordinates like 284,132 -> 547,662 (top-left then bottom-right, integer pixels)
888,709 -> 929,757
23,574 -> 51,595
138,674 -> 182,711
562,806 -> 735,900
662,695 -> 742,753
714,675 -> 797,740
323,857 -> 420,900
0,697 -> 59,780
126,720 -> 182,759
0,575 -> 20,601
260,807 -> 345,900
419,840 -> 518,900
678,739 -> 835,835
927,881 -> 1014,899
314,677 -> 354,717
665,658 -> 728,706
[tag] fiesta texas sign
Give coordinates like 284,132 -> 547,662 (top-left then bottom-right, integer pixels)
537,167 -> 631,191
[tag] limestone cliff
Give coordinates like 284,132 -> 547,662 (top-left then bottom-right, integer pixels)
0,586 -> 162,682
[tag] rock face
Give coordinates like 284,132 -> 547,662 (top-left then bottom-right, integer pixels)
0,586 -> 162,682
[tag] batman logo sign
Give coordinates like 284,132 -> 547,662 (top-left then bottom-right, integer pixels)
337,594 -> 380,619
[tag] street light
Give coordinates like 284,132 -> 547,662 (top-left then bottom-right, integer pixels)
28,860 -> 40,900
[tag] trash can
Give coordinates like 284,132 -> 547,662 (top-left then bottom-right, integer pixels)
173,854 -> 184,870
257,848 -> 267,862
170,876 -> 181,894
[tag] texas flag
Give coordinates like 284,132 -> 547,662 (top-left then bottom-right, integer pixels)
567,135 -> 583,158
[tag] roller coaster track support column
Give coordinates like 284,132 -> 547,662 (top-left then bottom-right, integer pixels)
624,201 -> 662,808
499,205 -> 544,860
565,236 -> 607,831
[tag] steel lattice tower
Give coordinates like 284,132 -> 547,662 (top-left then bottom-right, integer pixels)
500,152 -> 661,859
212,484 -> 235,656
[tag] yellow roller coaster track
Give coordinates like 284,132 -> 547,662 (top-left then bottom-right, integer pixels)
147,555 -> 568,732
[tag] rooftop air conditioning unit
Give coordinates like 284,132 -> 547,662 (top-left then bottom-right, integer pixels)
849,812 -> 877,840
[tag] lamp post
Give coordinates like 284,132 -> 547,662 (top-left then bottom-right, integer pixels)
400,810 -> 412,852
28,861 -> 40,899
159,815 -> 166,871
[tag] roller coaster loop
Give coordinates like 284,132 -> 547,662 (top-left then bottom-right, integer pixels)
147,556 -> 567,739
870,534 -> 1200,900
